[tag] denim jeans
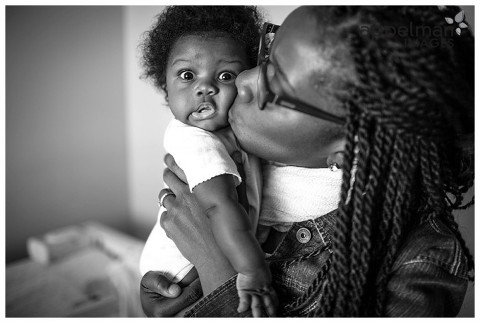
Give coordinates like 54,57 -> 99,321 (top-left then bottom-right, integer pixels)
185,210 -> 468,317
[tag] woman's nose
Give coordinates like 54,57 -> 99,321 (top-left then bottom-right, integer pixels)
196,79 -> 218,97
235,66 -> 258,103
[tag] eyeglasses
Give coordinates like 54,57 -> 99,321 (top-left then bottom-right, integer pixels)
257,22 -> 346,125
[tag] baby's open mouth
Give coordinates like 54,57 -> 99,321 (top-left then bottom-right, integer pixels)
190,102 -> 216,121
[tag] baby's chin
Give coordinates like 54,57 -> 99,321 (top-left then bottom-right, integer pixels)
188,117 -> 230,132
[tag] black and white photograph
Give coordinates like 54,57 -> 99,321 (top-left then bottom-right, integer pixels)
3,3 -> 475,318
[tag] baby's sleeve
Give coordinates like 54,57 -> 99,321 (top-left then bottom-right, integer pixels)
164,120 -> 242,192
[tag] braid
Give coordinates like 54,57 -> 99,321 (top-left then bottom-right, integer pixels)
375,135 -> 419,315
362,123 -> 393,314
316,101 -> 358,316
419,140 -> 446,215
307,6 -> 474,317
348,115 -> 373,316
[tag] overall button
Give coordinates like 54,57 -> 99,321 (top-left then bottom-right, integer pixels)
296,227 -> 311,243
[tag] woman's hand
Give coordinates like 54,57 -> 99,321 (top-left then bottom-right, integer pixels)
140,270 -> 201,317
160,154 -> 237,295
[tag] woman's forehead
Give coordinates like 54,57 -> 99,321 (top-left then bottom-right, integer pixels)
273,9 -> 356,86
272,9 -> 323,61
279,7 -> 320,39
270,12 -> 326,84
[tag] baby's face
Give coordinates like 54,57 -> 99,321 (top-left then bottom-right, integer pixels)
166,35 -> 249,131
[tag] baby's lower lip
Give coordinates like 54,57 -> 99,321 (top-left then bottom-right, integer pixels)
190,103 -> 216,121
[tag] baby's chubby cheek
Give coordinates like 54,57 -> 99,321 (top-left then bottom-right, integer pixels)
197,117 -> 230,132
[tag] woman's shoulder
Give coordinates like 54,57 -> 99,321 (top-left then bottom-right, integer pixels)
392,216 -> 469,280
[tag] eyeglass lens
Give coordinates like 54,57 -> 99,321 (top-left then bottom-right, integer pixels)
257,28 -> 276,109
257,62 -> 267,109
263,32 -> 275,61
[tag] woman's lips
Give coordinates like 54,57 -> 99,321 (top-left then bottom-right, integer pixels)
190,102 -> 216,121
228,107 -> 234,123
228,100 -> 238,123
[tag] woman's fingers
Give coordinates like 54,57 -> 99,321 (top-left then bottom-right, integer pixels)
164,154 -> 188,183
139,271 -> 202,317
159,210 -> 173,239
163,167 -> 189,196
158,188 -> 176,209
141,271 -> 181,298
156,277 -> 202,317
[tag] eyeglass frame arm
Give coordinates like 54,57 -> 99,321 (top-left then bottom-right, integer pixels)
264,92 -> 346,125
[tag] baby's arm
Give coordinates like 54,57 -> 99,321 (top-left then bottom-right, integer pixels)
193,174 -> 277,316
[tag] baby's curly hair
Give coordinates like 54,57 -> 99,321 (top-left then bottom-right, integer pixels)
141,6 -> 263,92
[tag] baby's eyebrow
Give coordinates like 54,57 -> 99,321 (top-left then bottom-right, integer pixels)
171,58 -> 191,66
218,59 -> 245,65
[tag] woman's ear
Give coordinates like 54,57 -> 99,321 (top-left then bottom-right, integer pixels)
326,151 -> 345,170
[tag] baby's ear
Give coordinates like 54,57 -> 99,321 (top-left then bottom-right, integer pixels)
161,84 -> 169,102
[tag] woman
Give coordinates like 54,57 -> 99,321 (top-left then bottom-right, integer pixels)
141,6 -> 474,317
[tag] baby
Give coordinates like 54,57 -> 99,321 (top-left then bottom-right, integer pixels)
139,6 -> 276,317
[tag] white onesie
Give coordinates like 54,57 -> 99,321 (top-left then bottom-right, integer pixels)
139,119 -> 262,282
139,120 -> 345,282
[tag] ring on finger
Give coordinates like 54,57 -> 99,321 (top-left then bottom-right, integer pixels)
159,189 -> 175,208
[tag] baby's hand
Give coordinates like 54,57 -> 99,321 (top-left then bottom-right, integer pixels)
236,270 -> 278,317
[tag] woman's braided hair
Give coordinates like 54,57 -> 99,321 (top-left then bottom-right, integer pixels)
301,6 -> 474,316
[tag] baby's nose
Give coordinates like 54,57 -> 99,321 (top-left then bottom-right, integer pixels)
196,80 -> 218,96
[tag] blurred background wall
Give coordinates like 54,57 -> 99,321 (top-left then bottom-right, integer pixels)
5,5 -> 474,316
6,6 -> 130,263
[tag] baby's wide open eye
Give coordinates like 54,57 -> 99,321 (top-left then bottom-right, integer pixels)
179,70 -> 195,81
218,71 -> 236,82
